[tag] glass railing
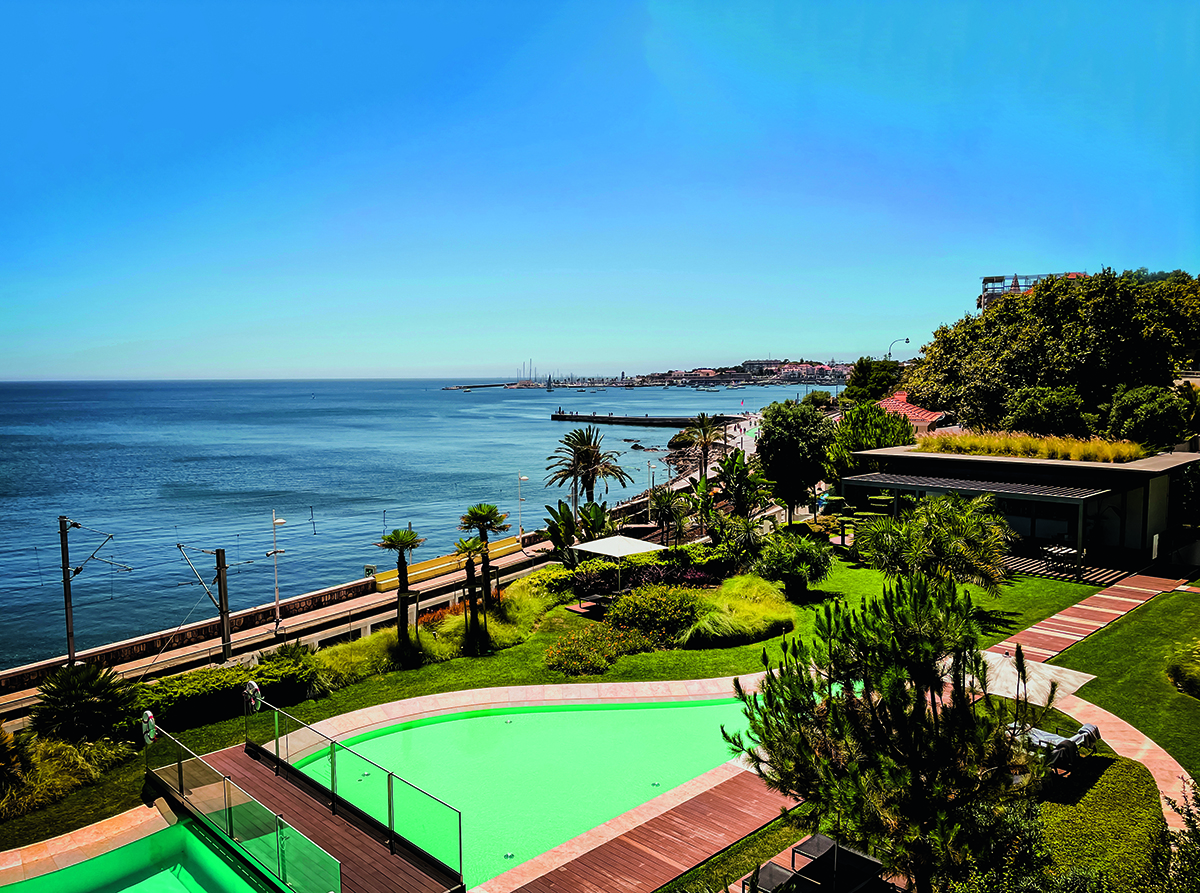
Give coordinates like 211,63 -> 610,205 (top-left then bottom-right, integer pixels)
246,699 -> 463,878
147,729 -> 341,893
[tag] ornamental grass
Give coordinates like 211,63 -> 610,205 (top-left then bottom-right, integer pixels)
915,431 -> 1146,463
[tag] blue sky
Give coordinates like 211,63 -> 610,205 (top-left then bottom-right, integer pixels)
2,1 -> 1197,380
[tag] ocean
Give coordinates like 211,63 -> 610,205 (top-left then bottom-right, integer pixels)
0,378 -> 817,670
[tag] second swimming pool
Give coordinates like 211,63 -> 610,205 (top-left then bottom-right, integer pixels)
295,697 -> 749,887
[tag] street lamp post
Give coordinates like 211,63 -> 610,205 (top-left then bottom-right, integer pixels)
517,474 -> 529,539
268,511 -> 286,632
887,337 -> 910,360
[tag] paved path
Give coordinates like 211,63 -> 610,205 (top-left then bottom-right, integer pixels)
987,573 -> 1187,663
1059,694 -> 1193,831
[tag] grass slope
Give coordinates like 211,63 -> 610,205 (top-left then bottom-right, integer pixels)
1050,588 -> 1200,778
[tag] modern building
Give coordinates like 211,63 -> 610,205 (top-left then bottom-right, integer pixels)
977,271 -> 1088,310
842,445 -> 1200,571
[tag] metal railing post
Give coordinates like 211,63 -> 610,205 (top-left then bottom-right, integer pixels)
330,742 -> 337,815
176,739 -> 185,795
224,776 -> 233,837
276,814 -> 285,882
388,773 -> 395,855
273,709 -> 280,775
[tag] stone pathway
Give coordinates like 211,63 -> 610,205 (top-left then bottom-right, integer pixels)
987,573 -> 1187,663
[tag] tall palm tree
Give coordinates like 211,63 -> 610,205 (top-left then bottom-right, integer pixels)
375,527 -> 425,653
459,503 -> 510,612
680,413 -> 727,478
454,536 -> 487,656
545,426 -> 633,516
649,486 -> 687,546
713,449 -> 774,518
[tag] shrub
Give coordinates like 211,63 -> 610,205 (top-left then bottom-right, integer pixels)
915,431 -> 1146,462
606,586 -> 703,648
1167,635 -> 1200,698
0,736 -> 134,821
314,630 -> 401,691
750,534 -> 834,601
544,625 -> 653,676
0,722 -> 25,793
31,664 -> 137,743
679,576 -> 794,648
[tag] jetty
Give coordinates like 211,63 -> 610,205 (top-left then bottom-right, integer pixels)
550,412 -> 744,427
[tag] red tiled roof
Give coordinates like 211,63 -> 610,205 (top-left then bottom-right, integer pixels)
877,391 -> 943,424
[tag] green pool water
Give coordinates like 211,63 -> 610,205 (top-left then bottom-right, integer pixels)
8,820 -> 282,893
295,697 -> 749,887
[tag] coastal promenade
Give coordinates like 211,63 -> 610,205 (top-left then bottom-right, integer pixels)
0,541 -> 555,727
550,412 -> 743,427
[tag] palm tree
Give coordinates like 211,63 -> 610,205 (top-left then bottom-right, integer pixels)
454,536 -> 487,656
30,663 -> 136,742
713,449 -> 774,518
545,426 -> 633,516
680,413 -> 727,478
685,474 -> 717,539
459,503 -> 510,612
649,486 -> 688,546
375,527 -> 425,654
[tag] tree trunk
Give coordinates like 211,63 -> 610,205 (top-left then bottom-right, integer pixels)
479,534 -> 492,612
464,559 -> 481,656
396,555 -> 410,651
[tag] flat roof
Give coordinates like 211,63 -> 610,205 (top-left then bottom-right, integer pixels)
851,445 -> 1200,476
842,472 -> 1110,503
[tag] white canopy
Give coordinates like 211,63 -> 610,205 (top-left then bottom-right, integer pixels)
573,535 -> 665,559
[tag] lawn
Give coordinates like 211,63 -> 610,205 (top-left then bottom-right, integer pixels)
1050,588 -> 1200,778
0,561 -> 1102,852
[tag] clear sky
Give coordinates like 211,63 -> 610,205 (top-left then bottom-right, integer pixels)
2,1 -> 1197,380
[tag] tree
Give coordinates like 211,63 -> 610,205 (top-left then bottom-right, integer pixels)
685,474 -> 718,539
841,356 -> 902,403
750,533 -> 834,600
724,576 -> 1023,893
713,449 -> 773,518
459,503 -> 510,612
801,389 -> 833,408
854,493 -> 1017,596
545,426 -> 633,515
906,268 -> 1199,432
756,401 -> 835,523
375,527 -> 425,657
649,485 -> 688,546
1106,384 -> 1190,449
826,401 -> 916,487
678,413 -> 728,476
543,500 -> 580,566
453,536 -> 487,656
1001,386 -> 1094,439
30,663 -> 136,742
577,501 -> 617,542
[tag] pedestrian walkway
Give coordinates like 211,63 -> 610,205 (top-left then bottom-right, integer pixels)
987,573 -> 1187,663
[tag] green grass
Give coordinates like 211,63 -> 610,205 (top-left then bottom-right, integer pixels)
1041,755 -> 1167,893
0,561 -> 1103,851
1050,588 -> 1200,778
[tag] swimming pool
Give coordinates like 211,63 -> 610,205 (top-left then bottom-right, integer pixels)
294,697 -> 749,888
6,820 -> 283,893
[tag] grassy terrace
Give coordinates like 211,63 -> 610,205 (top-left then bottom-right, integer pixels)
1050,587 -> 1200,778
0,562 -> 1100,853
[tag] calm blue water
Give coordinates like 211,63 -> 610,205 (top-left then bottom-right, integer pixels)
0,379 -> 806,669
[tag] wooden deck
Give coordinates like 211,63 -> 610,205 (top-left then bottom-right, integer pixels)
1003,554 -> 1131,587
203,745 -> 461,893
499,769 -> 795,893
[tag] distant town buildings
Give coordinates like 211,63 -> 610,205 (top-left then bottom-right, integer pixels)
977,271 -> 1088,310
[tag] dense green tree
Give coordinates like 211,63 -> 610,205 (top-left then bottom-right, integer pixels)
906,268 -> 1200,431
542,500 -> 579,566
749,533 -> 834,600
756,401 -> 835,524
724,576 -> 1023,893
841,356 -> 902,403
678,412 -> 728,475
854,493 -> 1016,596
453,536 -> 487,656
1106,384 -> 1190,448
1000,386 -> 1095,439
459,503 -> 510,611
545,426 -> 633,515
30,664 -> 136,742
827,401 -> 917,487
800,389 -> 833,408
375,527 -> 425,655
713,449 -> 773,518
